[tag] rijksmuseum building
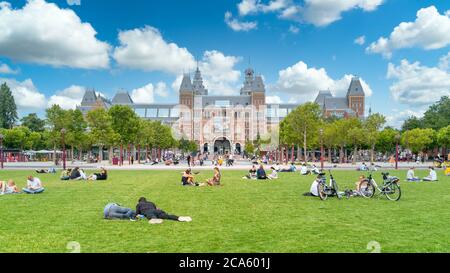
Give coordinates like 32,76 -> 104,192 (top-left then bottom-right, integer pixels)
78,67 -> 365,154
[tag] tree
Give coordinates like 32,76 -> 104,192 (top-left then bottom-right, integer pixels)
46,105 -> 71,164
422,96 -> 450,131
437,125 -> 450,157
364,113 -> 386,163
66,109 -> 88,160
334,117 -> 360,163
401,116 -> 423,132
401,128 -> 436,155
244,141 -> 255,156
86,108 -> 116,162
346,120 -> 365,164
108,105 -> 140,165
376,127 -> 399,154
0,82 -> 18,129
281,102 -> 322,162
322,121 -> 338,163
21,113 -> 46,132
178,138 -> 198,154
26,131 -> 42,150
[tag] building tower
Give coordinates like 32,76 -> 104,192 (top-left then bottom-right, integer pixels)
192,66 -> 208,96
346,76 -> 365,117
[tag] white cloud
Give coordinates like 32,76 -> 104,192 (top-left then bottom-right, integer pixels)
0,63 -> 18,74
288,25 -> 299,34
266,95 -> 283,104
387,58 -> 450,106
275,60 -> 373,103
386,109 -> 425,129
224,11 -> 258,32
0,0 -> 110,69
113,26 -> 196,74
131,82 -> 169,104
236,0 -> 384,27
67,0 -> 80,5
439,52 -> 450,70
47,85 -> 85,109
0,78 -> 46,109
354,35 -> 366,45
172,50 -> 242,96
367,6 -> 450,58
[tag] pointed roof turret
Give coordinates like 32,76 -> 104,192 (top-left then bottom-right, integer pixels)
192,66 -> 208,95
112,90 -> 133,105
179,73 -> 194,93
347,76 -> 365,97
80,89 -> 98,106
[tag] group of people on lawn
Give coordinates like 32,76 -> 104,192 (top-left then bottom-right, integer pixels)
60,167 -> 108,181
0,176 -> 44,195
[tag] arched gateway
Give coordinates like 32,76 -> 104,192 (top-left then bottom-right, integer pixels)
213,137 -> 231,155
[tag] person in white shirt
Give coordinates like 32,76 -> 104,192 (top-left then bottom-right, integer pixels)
406,167 -> 420,181
268,165 -> 279,179
311,164 -> 320,175
23,176 -> 45,194
423,167 -> 438,181
303,175 -> 322,197
300,164 -> 310,175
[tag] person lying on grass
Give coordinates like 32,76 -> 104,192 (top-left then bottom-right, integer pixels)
35,168 -> 56,174
0,180 -> 20,195
104,203 -> 137,221
280,163 -> 297,172
88,167 -> 108,181
135,197 -> 192,224
422,167 -> 438,182
242,165 -> 257,179
23,176 -> 45,194
206,167 -> 221,186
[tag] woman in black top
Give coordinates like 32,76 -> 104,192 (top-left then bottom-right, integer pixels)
88,167 -> 108,181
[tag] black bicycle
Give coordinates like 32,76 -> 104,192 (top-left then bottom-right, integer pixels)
317,171 -> 342,200
359,171 -> 401,201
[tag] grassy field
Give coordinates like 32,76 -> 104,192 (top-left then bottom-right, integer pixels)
0,168 -> 449,253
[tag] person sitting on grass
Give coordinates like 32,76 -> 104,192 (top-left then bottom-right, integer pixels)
1,180 -> 20,195
357,162 -> 368,171
445,166 -> 450,176
268,165 -> 279,180
342,175 -> 367,198
406,167 -> 420,182
206,167 -> 221,186
256,164 -> 268,180
280,162 -> 297,172
23,176 -> 45,194
300,164 -> 310,175
135,197 -> 192,224
311,164 -> 320,175
182,169 -> 200,186
70,167 -> 87,181
60,169 -> 71,180
243,165 -> 257,179
88,167 -> 108,181
303,174 -> 323,197
422,167 -> 438,182
104,203 -> 136,221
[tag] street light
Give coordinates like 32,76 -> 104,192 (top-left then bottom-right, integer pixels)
0,134 -> 4,169
61,128 -> 66,170
320,128 -> 324,170
395,133 -> 401,170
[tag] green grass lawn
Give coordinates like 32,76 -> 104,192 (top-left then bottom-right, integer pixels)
0,168 -> 449,253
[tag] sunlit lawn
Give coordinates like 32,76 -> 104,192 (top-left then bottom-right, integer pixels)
0,168 -> 449,253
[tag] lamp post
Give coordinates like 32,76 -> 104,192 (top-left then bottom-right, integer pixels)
395,133 -> 401,170
320,128 -> 324,170
0,134 -> 4,169
61,128 -> 66,170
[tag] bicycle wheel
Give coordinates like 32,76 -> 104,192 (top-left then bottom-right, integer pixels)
359,180 -> 375,198
384,183 -> 401,201
318,183 -> 328,200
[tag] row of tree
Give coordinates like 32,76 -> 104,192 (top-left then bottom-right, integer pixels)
273,98 -> 450,163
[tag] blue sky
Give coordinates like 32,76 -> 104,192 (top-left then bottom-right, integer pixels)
0,0 -> 449,128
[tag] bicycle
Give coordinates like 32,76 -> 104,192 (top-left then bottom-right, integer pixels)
359,171 -> 401,201
317,170 -> 342,200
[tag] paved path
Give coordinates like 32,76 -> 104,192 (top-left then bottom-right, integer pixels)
0,160 -> 438,171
